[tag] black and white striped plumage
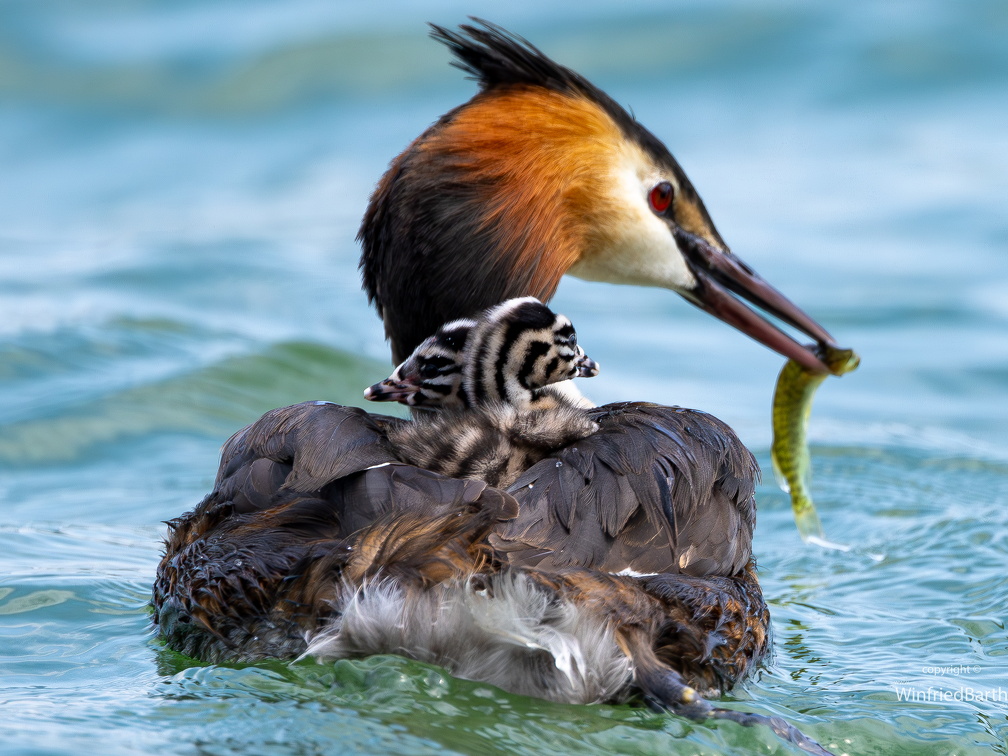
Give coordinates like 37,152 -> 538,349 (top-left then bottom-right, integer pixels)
369,297 -> 600,488
463,297 -> 598,410
367,297 -> 598,411
364,317 -> 475,409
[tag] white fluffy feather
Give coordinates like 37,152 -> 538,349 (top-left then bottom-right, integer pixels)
304,571 -> 633,704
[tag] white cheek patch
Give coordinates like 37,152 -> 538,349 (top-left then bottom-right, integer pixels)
568,155 -> 696,293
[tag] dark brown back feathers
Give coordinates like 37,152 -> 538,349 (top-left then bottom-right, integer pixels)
155,399 -> 758,660
496,402 -> 757,577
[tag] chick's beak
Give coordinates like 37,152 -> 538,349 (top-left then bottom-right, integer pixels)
672,227 -> 836,374
575,351 -> 600,378
364,377 -> 416,404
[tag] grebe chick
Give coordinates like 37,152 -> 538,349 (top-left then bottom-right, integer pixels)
367,297 -> 600,488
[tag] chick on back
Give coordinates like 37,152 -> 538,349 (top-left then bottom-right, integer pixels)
365,297 -> 600,488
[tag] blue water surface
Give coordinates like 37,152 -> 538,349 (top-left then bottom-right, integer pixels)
2,1 -> 1007,754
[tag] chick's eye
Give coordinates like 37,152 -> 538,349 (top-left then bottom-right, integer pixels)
419,355 -> 454,379
648,181 -> 673,214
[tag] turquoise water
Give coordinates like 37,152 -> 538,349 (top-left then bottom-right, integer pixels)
2,1 -> 1007,753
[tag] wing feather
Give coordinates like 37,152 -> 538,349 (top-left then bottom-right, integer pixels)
494,402 -> 757,577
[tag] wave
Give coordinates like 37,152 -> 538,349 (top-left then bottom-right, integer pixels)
0,340 -> 393,466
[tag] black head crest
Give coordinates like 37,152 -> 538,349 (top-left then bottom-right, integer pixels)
428,19 -> 687,192
429,18 -> 594,98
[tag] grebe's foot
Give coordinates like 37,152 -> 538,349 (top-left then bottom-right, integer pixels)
637,665 -> 835,756
706,706 -> 836,756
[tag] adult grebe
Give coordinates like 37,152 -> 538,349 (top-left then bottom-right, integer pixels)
153,20 -> 837,755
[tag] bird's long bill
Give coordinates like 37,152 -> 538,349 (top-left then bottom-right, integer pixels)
673,228 -> 835,374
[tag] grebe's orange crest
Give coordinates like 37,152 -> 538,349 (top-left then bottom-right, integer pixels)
360,19 -> 834,373
359,20 -> 725,361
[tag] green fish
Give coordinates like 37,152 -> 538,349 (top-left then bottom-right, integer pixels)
771,345 -> 860,541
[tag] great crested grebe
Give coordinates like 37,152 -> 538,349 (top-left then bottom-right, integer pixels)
367,297 -> 601,488
153,20 -> 838,754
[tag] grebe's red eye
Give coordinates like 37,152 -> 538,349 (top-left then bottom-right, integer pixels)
648,181 -> 673,214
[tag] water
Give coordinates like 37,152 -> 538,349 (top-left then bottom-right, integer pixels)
2,1 -> 1006,753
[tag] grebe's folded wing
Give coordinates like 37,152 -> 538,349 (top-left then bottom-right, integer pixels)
209,401 -> 518,528
213,401 -> 401,514
494,402 -> 757,577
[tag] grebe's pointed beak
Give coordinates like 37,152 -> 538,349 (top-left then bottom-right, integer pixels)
673,228 -> 836,375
